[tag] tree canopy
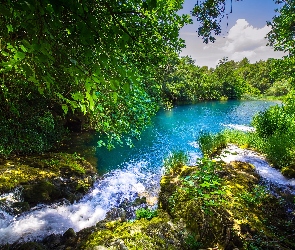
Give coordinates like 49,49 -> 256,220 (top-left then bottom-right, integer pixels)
1,0 -> 295,155
0,0 -> 190,153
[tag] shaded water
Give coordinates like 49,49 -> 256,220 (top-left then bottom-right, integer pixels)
0,100 -> 283,244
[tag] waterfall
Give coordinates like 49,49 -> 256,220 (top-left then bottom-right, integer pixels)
220,144 -> 295,193
0,161 -> 160,244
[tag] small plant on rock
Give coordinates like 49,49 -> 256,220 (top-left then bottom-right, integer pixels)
198,132 -> 227,157
163,151 -> 188,174
135,208 -> 158,220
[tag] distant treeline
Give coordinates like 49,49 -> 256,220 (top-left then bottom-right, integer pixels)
159,55 -> 294,106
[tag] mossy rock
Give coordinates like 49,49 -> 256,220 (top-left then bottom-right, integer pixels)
11,202 -> 30,214
230,161 -> 255,172
7,242 -> 45,250
158,175 -> 178,211
158,159 -> 295,249
22,180 -> 60,204
281,166 -> 295,178
80,210 -> 188,250
0,153 -> 97,209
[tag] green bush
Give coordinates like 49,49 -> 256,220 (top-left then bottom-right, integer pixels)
218,129 -> 266,152
198,132 -> 227,157
135,208 -> 158,220
250,99 -> 295,169
252,105 -> 293,138
265,79 -> 291,97
0,90 -> 66,156
263,132 -> 295,168
163,151 -> 188,174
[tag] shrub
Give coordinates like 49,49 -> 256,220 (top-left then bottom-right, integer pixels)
265,79 -> 291,97
198,132 -> 227,157
135,208 -> 158,220
0,111 -> 65,156
263,131 -> 295,168
252,105 -> 293,138
163,151 -> 188,174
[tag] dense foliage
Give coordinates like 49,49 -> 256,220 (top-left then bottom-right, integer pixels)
0,0 -> 190,154
267,0 -> 295,56
1,0 -> 295,156
160,55 -> 291,105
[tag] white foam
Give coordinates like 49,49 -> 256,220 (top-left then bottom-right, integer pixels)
0,161 -> 160,244
223,124 -> 255,132
188,141 -> 199,148
220,144 -> 295,188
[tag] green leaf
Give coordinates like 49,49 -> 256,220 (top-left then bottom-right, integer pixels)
14,51 -> 25,60
1,51 -> 9,57
72,92 -> 84,101
22,39 -> 31,48
200,181 -> 211,188
85,80 -> 92,93
20,45 -> 27,52
62,104 -> 68,114
86,92 -> 94,111
22,64 -> 33,76
65,28 -> 71,34
203,194 -> 211,199
6,24 -> 13,33
123,82 -> 130,93
28,75 -> 39,84
110,80 -> 119,91
112,92 -> 118,103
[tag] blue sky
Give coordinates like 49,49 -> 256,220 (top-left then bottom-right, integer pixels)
178,0 -> 285,68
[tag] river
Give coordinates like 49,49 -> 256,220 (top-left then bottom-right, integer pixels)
0,100 -> 281,244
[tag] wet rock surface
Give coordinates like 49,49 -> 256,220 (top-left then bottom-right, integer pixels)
0,153 -> 98,215
1,148 -> 295,249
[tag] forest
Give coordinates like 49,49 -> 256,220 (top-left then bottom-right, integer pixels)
0,0 -> 294,155
1,0 -> 295,249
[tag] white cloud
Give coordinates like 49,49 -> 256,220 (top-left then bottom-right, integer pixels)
221,19 -> 270,53
231,51 -> 256,61
179,18 -> 286,68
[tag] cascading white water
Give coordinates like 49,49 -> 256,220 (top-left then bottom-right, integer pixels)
222,123 -> 255,132
0,161 -> 161,244
220,144 -> 295,193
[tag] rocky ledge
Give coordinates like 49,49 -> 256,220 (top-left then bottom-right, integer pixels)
0,152 -> 97,215
1,154 -> 295,249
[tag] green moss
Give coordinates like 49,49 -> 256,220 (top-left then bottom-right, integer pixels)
281,165 -> 295,178
22,180 -> 60,204
10,202 -> 30,214
0,153 -> 97,208
158,159 -> 295,249
81,210 -> 188,250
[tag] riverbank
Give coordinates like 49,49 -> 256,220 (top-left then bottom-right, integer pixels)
2,146 -> 295,249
